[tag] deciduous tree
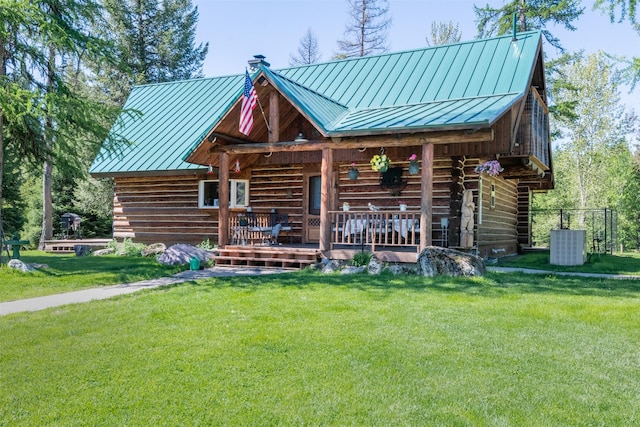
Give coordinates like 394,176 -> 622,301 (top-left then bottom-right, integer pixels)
535,51 -> 639,248
425,21 -> 462,47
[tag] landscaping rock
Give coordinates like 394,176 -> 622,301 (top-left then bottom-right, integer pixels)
30,263 -> 49,269
93,247 -> 115,256
7,259 -> 34,272
141,242 -> 166,257
321,259 -> 347,273
417,246 -> 485,277
367,256 -> 383,275
386,263 -> 416,275
341,265 -> 366,274
74,245 -> 92,256
157,244 -> 215,266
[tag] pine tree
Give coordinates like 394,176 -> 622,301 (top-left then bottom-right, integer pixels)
336,0 -> 391,58
97,0 -> 208,104
474,0 -> 583,52
595,0 -> 638,23
0,0 -> 124,248
290,28 -> 321,66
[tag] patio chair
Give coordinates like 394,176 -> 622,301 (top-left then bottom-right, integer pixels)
269,213 -> 293,244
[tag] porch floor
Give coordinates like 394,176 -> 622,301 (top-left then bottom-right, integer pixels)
43,239 -> 112,253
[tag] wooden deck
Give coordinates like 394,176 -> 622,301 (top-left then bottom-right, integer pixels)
214,245 -> 321,270
43,239 -> 112,253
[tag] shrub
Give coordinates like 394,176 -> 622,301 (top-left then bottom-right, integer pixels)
108,238 -> 147,256
351,251 -> 373,267
197,238 -> 216,251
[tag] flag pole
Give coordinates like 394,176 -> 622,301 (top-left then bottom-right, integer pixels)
255,92 -> 271,133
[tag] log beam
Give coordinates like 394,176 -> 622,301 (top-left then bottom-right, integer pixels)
209,129 -> 494,154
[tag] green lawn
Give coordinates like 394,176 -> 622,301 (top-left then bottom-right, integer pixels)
1,271 -> 639,425
0,251 -> 184,302
496,250 -> 640,275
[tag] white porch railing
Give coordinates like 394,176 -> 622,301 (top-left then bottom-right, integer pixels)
330,210 -> 420,251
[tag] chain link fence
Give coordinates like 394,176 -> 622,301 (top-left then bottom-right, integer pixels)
530,208 -> 618,254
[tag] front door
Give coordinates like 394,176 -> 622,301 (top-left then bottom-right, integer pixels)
304,174 -> 321,243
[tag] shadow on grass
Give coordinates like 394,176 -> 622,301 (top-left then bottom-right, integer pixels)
182,269 -> 640,299
18,253 -> 183,282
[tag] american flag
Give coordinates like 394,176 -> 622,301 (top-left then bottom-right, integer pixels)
239,70 -> 258,136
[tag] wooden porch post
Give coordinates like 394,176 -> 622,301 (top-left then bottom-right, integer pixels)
218,152 -> 230,247
420,143 -> 434,251
319,147 -> 333,255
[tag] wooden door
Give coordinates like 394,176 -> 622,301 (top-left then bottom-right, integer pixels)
303,174 -> 321,243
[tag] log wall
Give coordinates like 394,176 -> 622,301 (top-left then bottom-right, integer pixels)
111,144 -> 521,256
476,174 -> 519,258
113,174 -> 217,245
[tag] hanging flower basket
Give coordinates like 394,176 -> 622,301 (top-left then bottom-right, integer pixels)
370,153 -> 390,173
474,160 -> 504,176
408,154 -> 419,175
348,162 -> 359,180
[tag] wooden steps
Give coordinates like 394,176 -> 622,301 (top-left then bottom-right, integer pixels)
213,246 -> 321,270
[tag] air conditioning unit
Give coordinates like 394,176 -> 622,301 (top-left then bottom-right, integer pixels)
550,230 -> 587,266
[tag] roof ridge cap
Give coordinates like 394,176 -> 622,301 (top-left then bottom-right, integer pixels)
275,30 -> 542,73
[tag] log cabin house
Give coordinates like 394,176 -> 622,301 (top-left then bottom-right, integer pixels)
90,30 -> 553,266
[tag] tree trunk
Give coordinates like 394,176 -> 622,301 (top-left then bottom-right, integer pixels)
0,32 -> 5,243
518,0 -> 527,31
38,44 -> 56,250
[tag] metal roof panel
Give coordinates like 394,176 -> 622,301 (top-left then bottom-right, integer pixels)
92,31 -> 542,174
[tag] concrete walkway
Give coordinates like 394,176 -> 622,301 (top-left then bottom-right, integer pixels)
0,266 -> 291,316
3,266 -> 639,316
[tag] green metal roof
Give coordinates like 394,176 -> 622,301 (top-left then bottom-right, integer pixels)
91,31 -> 542,174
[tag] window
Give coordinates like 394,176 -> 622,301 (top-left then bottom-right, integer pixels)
308,175 -> 321,215
199,179 -> 249,208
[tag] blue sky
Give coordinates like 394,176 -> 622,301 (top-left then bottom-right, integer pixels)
192,0 -> 639,112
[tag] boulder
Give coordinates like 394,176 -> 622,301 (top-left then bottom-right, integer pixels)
30,263 -> 49,269
157,244 -> 215,266
7,259 -> 34,273
321,259 -> 347,273
340,265 -> 366,274
386,263 -> 416,275
93,247 -> 115,256
367,256 -> 383,275
74,245 -> 92,256
417,246 -> 485,277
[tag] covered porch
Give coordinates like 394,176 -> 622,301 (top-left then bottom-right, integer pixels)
217,208 -> 439,265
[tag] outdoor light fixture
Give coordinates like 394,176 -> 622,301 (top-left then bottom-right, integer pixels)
294,133 -> 307,142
